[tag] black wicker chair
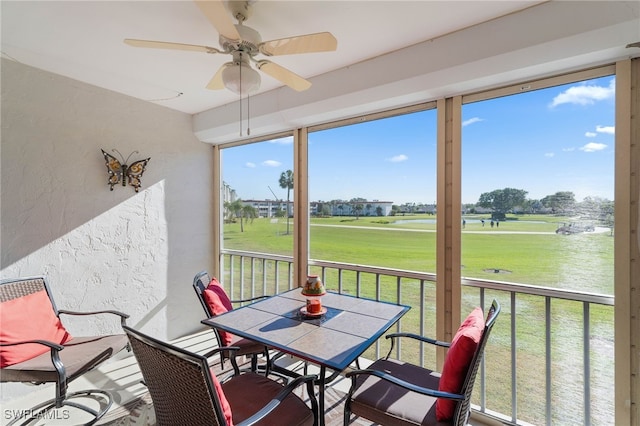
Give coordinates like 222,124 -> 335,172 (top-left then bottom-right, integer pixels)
344,300 -> 500,426
193,270 -> 271,375
123,324 -> 318,426
0,276 -> 130,425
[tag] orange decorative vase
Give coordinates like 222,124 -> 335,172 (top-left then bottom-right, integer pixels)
301,275 -> 326,314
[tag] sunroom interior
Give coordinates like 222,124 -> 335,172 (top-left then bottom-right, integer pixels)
1,1 -> 639,425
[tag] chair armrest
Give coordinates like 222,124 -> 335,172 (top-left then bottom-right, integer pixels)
203,346 -> 242,376
58,309 -> 129,326
0,339 -> 64,351
386,332 -> 451,348
229,295 -> 269,305
0,340 -> 66,379
345,369 -> 464,401
236,374 -> 318,426
385,332 -> 450,359
202,346 -> 240,359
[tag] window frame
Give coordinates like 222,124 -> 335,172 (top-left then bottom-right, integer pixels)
211,62 -> 634,424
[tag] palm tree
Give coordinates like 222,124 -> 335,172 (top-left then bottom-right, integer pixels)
242,205 -> 258,226
279,170 -> 294,235
224,199 -> 242,227
224,199 -> 256,232
354,203 -> 364,219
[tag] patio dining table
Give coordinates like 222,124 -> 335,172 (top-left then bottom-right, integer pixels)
201,287 -> 410,426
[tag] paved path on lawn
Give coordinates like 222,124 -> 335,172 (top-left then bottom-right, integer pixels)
311,223 -> 557,235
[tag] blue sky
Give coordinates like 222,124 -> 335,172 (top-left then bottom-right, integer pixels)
223,75 -> 615,205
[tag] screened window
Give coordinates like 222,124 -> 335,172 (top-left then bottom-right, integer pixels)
461,75 -> 615,424
220,137 -> 295,295
307,109 -> 437,363
308,109 -> 438,273
461,76 -> 614,293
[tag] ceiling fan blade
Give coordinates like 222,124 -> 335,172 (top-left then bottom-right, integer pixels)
206,63 -> 228,90
124,39 -> 221,54
259,32 -> 337,56
194,0 -> 241,42
257,61 -> 311,92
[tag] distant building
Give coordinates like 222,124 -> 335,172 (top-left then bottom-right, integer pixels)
224,183 -> 394,217
234,198 -> 394,218
222,181 -> 237,204
313,200 -> 394,217
242,199 -> 289,218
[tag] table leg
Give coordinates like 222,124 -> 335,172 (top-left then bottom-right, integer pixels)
318,365 -> 326,426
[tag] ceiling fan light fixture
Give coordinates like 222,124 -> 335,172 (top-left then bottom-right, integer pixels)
222,61 -> 261,95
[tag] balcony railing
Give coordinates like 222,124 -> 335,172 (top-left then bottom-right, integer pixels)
220,249 -> 615,426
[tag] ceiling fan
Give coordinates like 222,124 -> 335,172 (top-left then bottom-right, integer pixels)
124,0 -> 338,95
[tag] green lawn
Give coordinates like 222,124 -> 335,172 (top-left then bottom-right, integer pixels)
224,213 -> 614,294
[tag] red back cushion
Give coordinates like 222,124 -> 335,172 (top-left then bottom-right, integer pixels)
202,278 -> 233,346
209,368 -> 234,426
0,289 -> 72,368
436,307 -> 485,421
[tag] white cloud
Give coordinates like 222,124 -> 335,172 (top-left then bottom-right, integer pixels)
462,117 -> 483,127
262,160 -> 282,167
269,137 -> 293,145
562,147 -> 575,152
245,162 -> 256,168
585,132 -> 596,138
549,78 -> 615,107
544,152 -> 555,157
579,142 -> 607,152
387,154 -> 408,163
596,125 -> 615,135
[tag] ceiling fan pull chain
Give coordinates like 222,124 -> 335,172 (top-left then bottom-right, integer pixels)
239,57 -> 243,136
247,92 -> 251,136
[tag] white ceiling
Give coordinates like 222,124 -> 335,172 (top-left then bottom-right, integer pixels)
2,0 -> 545,115
2,1 -> 639,144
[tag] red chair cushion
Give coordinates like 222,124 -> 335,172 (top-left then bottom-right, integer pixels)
0,289 -> 72,368
209,368 -> 234,426
436,306 -> 485,421
203,278 -> 234,346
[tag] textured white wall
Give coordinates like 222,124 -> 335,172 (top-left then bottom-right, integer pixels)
0,59 -> 215,401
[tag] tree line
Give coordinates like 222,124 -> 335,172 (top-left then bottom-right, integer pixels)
225,175 -> 614,231
469,187 -> 613,223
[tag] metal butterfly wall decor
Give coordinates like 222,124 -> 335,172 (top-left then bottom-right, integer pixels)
101,149 -> 150,192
